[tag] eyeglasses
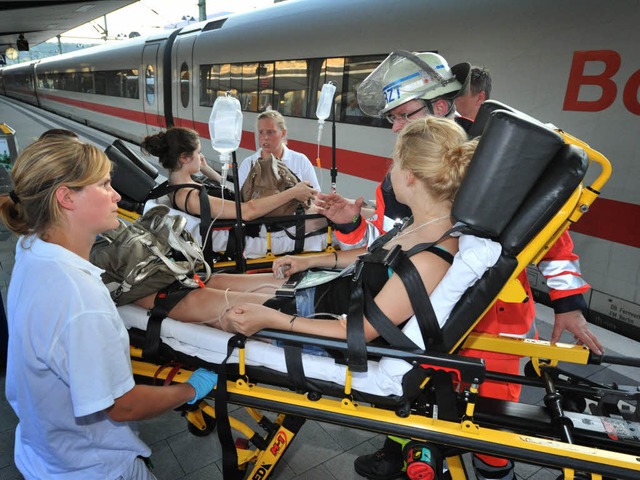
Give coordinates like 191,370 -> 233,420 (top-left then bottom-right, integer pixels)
385,105 -> 428,124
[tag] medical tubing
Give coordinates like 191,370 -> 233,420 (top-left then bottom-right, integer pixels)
185,368 -> 218,404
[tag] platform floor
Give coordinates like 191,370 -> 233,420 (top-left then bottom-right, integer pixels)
1,96 -> 638,479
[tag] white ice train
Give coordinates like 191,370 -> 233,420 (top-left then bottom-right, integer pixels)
1,0 -> 638,340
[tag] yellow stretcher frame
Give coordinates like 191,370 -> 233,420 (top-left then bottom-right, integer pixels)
129,129 -> 640,479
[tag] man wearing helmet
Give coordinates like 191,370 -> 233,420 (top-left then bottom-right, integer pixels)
316,51 -> 602,480
319,51 -> 472,247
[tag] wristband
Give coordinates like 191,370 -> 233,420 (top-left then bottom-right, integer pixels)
334,214 -> 362,234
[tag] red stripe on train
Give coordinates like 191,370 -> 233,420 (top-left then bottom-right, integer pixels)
38,93 -> 167,128
35,95 -> 638,248
571,198 -> 640,248
191,120 -> 393,182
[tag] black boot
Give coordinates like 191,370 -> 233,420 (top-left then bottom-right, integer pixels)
354,437 -> 405,480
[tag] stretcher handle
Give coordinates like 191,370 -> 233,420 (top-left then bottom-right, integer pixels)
598,353 -> 640,367
557,130 -> 612,193
256,329 -> 486,384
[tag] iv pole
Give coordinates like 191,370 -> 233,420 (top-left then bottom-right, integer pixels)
230,150 -> 246,273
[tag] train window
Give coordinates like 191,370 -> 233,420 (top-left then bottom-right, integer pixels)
343,55 -> 388,127
230,64 -> 242,104
105,71 -> 122,97
180,62 -> 190,108
218,64 -> 233,97
274,59 -> 308,117
257,62 -> 274,112
94,71 -> 106,95
124,71 -> 139,99
200,64 -> 218,107
318,57 -> 345,120
241,63 -> 259,112
145,65 -> 155,104
79,73 -> 94,94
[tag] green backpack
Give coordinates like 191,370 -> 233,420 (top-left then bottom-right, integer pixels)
90,205 -> 211,306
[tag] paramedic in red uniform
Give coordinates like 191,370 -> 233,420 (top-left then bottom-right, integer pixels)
315,51 -> 604,480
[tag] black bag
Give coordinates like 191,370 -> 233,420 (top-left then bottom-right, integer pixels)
90,205 -> 211,306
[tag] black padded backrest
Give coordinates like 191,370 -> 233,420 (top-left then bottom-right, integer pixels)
112,139 -> 159,179
452,109 -> 565,238
467,100 -> 515,138
501,144 -> 588,255
438,146 -> 588,353
106,144 -> 156,203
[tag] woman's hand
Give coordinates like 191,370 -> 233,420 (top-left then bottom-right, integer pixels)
199,156 -> 223,182
222,303 -> 285,336
315,192 -> 364,224
272,255 -> 311,278
291,181 -> 317,203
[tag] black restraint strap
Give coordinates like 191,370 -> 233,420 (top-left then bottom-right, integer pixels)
197,185 -> 213,265
143,282 -> 195,361
216,335 -> 245,480
283,344 -> 306,392
346,263 -> 368,372
393,250 -> 444,347
362,281 -> 420,349
293,207 -> 306,253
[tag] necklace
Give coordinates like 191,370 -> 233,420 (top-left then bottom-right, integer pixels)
391,214 -> 450,242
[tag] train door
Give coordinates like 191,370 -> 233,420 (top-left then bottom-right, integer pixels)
142,44 -> 162,135
172,32 -> 198,131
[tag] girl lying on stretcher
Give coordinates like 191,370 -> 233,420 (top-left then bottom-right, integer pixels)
140,127 -> 329,238
133,117 -> 477,341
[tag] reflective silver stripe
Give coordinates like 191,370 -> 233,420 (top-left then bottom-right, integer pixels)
545,273 -> 589,291
382,215 -> 400,233
538,259 -> 582,277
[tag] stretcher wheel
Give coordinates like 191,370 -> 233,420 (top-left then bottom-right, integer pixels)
187,412 -> 216,437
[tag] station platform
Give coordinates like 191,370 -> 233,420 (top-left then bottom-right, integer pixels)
0,96 -> 638,479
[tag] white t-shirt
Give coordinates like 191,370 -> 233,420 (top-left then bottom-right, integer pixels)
238,145 -> 321,192
5,236 -> 150,480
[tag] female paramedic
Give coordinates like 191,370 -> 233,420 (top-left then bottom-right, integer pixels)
238,109 -> 321,192
221,116 -> 476,339
0,138 -> 218,480
140,126 -> 317,221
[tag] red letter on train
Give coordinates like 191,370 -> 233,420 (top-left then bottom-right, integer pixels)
563,50 -> 620,112
623,69 -> 640,115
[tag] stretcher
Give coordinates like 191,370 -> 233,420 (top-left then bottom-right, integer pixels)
106,139 -> 337,270
120,103 -> 640,479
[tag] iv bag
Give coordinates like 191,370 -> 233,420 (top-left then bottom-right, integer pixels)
316,82 -> 336,123
208,93 -> 243,161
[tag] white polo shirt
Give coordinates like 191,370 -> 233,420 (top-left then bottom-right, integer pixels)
5,236 -> 150,480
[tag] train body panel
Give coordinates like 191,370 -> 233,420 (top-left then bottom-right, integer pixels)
1,0 -> 639,333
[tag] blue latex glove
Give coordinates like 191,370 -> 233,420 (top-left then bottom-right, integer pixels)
185,368 -> 218,404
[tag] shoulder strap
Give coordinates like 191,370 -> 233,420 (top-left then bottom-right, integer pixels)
405,243 -> 454,265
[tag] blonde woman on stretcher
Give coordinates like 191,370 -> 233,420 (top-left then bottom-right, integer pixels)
217,116 -> 476,339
